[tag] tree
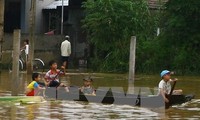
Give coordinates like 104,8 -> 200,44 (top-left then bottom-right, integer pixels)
0,0 -> 5,61
82,0 -> 157,72
157,0 -> 200,74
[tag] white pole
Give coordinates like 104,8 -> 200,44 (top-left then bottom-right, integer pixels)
61,0 -> 64,35
128,36 -> 136,83
157,27 -> 160,36
127,36 -> 136,94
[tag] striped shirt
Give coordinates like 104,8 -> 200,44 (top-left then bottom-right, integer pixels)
44,69 -> 64,83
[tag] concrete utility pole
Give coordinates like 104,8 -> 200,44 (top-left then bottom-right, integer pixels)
128,36 -> 136,83
0,0 -> 5,61
127,36 -> 136,94
61,0 -> 64,35
12,29 -> 21,96
27,0 -> 36,73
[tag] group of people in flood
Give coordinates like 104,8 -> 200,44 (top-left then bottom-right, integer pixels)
26,60 -> 95,96
25,35 -> 95,96
26,68 -> 183,104
24,35 -> 183,104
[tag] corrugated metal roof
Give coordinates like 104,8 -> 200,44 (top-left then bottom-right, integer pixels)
44,0 -> 168,10
44,0 -> 69,9
148,0 -> 168,9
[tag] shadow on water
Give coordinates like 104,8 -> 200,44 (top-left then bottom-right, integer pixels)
0,71 -> 200,119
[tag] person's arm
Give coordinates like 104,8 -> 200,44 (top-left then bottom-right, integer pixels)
79,86 -> 84,92
34,82 -> 45,90
159,88 -> 169,103
159,81 -> 169,103
44,73 -> 50,86
57,68 -> 65,76
170,78 -> 178,83
92,88 -> 96,95
20,45 -> 26,50
61,43 -> 63,55
68,43 -> 71,55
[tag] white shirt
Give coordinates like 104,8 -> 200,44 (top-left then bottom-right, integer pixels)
158,79 -> 171,94
25,44 -> 29,55
61,40 -> 71,57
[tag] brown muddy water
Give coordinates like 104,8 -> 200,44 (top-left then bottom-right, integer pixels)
0,71 -> 200,119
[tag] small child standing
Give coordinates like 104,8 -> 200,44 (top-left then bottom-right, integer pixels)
20,39 -> 29,62
44,60 -> 69,92
26,73 -> 44,96
80,77 -> 95,95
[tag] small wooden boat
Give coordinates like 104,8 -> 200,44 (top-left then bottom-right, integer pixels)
45,87 -> 195,108
0,96 -> 45,104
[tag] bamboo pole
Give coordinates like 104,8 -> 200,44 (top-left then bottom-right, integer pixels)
27,0 -> 36,74
0,0 -> 5,61
12,29 -> 21,96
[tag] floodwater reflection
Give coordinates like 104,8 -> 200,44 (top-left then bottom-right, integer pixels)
0,101 -> 167,120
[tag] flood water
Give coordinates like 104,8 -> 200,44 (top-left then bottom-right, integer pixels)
0,70 -> 200,119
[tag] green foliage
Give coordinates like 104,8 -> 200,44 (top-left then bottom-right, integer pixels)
82,0 -> 157,72
146,0 -> 200,74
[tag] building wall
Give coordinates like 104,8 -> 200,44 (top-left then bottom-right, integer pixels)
21,0 -> 54,34
20,0 -> 25,32
1,34 -> 86,69
2,34 -> 63,68
35,0 -> 55,34
67,8 -> 87,58
21,0 -> 29,33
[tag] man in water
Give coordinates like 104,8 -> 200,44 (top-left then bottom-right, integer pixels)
61,35 -> 71,72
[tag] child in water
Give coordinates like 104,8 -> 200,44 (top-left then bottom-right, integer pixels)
158,70 -> 183,103
80,77 -> 95,95
26,73 -> 45,96
44,60 -> 69,92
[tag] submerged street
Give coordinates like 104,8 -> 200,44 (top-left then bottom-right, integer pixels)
0,71 -> 200,119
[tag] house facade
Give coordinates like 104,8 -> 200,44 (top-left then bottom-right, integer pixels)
2,0 -> 167,68
2,0 -> 87,68
4,0 -> 54,33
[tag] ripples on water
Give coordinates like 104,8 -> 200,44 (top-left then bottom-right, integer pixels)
0,100 -> 167,120
167,99 -> 200,119
0,72 -> 200,119
0,99 -> 200,119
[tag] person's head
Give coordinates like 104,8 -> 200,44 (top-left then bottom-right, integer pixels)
49,60 -> 57,69
83,77 -> 93,86
65,35 -> 70,41
32,73 -> 41,82
160,70 -> 171,80
24,39 -> 29,45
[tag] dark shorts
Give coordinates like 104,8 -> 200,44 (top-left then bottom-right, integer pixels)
37,82 -> 45,87
62,56 -> 69,63
49,80 -> 61,87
